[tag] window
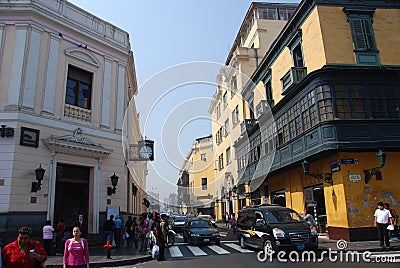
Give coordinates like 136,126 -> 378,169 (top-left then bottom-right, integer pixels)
300,96 -> 310,131
232,105 -> 240,126
226,147 -> 231,165
224,119 -> 230,136
231,76 -> 237,96
218,154 -> 224,170
292,44 -> 304,67
202,178 -> 207,190
335,85 -> 352,119
216,103 -> 221,119
344,8 -> 379,65
308,90 -> 319,127
265,78 -> 274,107
385,86 -> 400,118
351,85 -> 366,119
258,7 -> 278,20
317,85 -> 333,121
65,65 -> 93,109
223,92 -> 228,109
201,153 -> 206,161
369,85 -> 385,118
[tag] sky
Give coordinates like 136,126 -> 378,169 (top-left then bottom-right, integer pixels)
68,0 -> 300,200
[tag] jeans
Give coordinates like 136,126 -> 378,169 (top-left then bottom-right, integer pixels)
377,223 -> 390,247
104,230 -> 113,244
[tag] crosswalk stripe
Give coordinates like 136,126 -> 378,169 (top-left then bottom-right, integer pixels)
168,246 -> 183,257
220,232 -> 227,237
224,243 -> 254,253
208,245 -> 230,254
187,245 -> 208,256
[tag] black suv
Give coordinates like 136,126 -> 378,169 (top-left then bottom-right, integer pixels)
236,205 -> 318,253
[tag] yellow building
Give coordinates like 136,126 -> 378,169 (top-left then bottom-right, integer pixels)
235,0 -> 400,241
209,2 -> 299,220
185,135 -> 215,215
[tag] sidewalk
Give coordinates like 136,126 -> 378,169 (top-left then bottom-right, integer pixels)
46,246 -> 152,268
215,222 -> 400,252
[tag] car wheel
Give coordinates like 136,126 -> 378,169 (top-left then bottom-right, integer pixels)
215,240 -> 220,246
239,235 -> 246,249
263,240 -> 274,256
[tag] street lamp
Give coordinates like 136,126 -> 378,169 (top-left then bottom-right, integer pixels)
31,164 -> 46,192
364,149 -> 386,184
301,160 -> 333,186
107,173 -> 119,195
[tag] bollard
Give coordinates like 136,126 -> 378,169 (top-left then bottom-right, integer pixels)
103,240 -> 113,259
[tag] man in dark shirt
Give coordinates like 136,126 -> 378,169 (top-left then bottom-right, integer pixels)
75,214 -> 88,238
103,215 -> 115,244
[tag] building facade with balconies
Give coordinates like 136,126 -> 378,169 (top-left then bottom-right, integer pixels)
209,2 -> 299,220
0,0 -> 146,242
235,0 -> 400,241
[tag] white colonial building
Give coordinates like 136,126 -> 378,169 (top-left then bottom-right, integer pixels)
0,0 -> 146,242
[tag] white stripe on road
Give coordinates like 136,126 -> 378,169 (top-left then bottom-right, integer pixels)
224,243 -> 254,253
188,246 -> 207,256
168,246 -> 183,258
219,232 -> 227,237
208,245 -> 230,254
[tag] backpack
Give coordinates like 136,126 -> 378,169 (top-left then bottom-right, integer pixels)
67,239 -> 85,251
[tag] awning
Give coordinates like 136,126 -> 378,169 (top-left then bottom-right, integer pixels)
249,175 -> 266,193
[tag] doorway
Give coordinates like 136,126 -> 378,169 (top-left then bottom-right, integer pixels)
54,164 -> 90,231
304,185 -> 327,232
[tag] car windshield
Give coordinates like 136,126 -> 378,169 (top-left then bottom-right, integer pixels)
174,217 -> 186,222
265,209 -> 305,224
190,220 -> 211,228
199,215 -> 213,221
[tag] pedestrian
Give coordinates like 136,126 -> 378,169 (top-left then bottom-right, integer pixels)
114,216 -> 123,248
153,213 -> 167,261
103,215 -> 115,245
130,217 -> 139,249
374,201 -> 395,248
75,214 -> 88,239
63,226 -> 89,268
225,212 -> 230,228
124,216 -> 133,249
384,203 -> 399,241
230,213 -> 237,235
1,226 -> 48,268
300,211 -> 317,227
139,214 -> 149,251
42,220 -> 54,256
55,220 -> 66,256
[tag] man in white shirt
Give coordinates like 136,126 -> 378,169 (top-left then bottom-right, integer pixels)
374,201 -> 394,248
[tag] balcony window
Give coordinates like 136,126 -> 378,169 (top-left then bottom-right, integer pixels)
223,92 -> 228,109
202,178 -> 207,190
65,65 -> 92,110
335,85 -> 352,119
386,86 -> 400,118
224,119 -> 230,136
226,147 -> 231,165
351,85 -> 367,119
232,105 -> 240,126
317,85 -> 333,121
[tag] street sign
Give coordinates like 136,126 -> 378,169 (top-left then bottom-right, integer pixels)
341,158 -> 359,165
349,174 -> 362,182
330,160 -> 340,172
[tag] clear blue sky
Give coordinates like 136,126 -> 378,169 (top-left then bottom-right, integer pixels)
69,0 -> 300,200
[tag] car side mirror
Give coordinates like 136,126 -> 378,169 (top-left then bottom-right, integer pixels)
256,219 -> 265,226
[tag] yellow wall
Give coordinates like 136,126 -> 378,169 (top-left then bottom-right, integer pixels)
374,9 -> 400,64
271,47 -> 292,104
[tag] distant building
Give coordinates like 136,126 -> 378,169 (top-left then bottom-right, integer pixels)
209,2 -> 298,220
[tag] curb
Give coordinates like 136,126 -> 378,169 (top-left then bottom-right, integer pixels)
46,255 -> 152,268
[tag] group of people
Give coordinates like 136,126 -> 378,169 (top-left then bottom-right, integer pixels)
374,201 -> 398,248
1,216 -> 89,268
224,212 -> 237,234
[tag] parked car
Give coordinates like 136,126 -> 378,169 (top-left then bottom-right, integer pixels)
183,217 -> 220,245
236,205 -> 318,254
198,215 -> 216,227
171,216 -> 187,232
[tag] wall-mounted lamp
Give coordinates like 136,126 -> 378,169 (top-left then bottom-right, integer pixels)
31,164 -> 46,192
107,173 -> 119,195
364,149 -> 386,184
132,184 -> 138,196
301,160 -> 333,186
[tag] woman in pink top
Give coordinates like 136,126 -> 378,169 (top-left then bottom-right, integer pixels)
63,226 -> 89,268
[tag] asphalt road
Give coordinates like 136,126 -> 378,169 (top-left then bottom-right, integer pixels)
110,229 -> 400,268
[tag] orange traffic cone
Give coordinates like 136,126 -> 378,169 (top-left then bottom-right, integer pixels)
104,240 -> 113,259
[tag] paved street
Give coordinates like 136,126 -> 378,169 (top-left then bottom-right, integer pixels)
45,226 -> 400,267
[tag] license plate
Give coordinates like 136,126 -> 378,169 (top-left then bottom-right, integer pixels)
297,244 -> 305,250
204,239 -> 210,242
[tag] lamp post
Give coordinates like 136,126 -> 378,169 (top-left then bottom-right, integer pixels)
31,164 -> 46,192
301,160 -> 333,186
107,173 -> 119,195
364,149 -> 386,184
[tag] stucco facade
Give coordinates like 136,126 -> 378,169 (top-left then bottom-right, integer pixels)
0,0 -> 146,242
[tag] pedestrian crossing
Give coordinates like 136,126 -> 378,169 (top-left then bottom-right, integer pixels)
166,242 -> 254,258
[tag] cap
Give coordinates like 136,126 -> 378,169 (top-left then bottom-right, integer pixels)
377,201 -> 384,206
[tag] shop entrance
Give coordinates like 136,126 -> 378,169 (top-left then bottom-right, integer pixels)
54,163 -> 90,231
304,185 -> 327,233
271,189 -> 286,207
